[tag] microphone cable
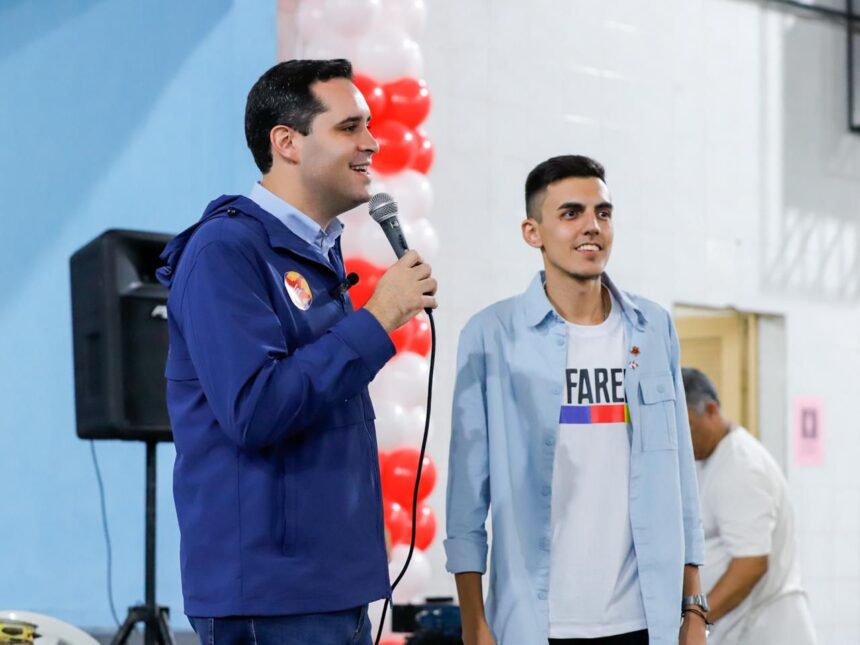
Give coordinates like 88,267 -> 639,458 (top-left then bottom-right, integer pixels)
374,309 -> 436,645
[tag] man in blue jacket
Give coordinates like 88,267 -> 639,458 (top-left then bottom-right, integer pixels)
445,156 -> 706,645
158,59 -> 437,645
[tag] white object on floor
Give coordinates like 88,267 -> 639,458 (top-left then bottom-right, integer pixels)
0,610 -> 99,645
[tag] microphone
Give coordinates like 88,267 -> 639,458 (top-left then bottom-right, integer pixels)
329,272 -> 359,300
368,193 -> 409,259
369,193 -> 433,316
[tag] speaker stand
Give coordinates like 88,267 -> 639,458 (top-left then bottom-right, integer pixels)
111,441 -> 176,645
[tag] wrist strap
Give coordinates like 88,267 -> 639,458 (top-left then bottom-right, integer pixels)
682,607 -> 712,626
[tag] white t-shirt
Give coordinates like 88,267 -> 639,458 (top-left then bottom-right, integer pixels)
548,296 -> 647,639
698,427 -> 808,645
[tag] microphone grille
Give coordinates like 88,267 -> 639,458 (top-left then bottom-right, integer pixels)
369,192 -> 399,222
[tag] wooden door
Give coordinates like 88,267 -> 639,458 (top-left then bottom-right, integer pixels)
675,310 -> 759,437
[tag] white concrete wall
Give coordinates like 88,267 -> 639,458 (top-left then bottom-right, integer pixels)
277,1 -> 860,640
416,1 -> 860,642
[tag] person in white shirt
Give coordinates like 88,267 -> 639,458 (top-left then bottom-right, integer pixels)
682,367 -> 818,645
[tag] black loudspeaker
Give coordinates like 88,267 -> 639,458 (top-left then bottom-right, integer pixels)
70,229 -> 174,442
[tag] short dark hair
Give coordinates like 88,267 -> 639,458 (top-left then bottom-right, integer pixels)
245,59 -> 353,173
682,367 -> 721,413
525,155 -> 606,220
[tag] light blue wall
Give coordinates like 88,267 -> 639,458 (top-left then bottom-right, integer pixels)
0,0 -> 275,630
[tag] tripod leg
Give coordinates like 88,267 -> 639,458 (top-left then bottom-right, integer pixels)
111,610 -> 140,645
156,608 -> 177,645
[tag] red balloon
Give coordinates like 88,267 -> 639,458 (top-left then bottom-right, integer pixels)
353,73 -> 387,120
390,320 -> 415,354
381,447 -> 437,509
410,127 -> 434,174
344,257 -> 383,309
378,450 -> 388,475
382,78 -> 431,128
371,120 -> 418,175
404,315 -> 431,356
410,502 -> 437,551
380,637 -> 405,645
383,498 -> 412,545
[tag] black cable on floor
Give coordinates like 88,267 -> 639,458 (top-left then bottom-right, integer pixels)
375,309 -> 437,645
90,440 -> 121,628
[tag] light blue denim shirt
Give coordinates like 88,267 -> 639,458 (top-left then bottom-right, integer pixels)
445,272 -> 704,645
248,182 -> 343,263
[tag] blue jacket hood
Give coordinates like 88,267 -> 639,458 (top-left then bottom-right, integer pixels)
156,194 -> 241,287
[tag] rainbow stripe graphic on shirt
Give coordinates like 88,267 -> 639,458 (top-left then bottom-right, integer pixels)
559,403 -> 630,425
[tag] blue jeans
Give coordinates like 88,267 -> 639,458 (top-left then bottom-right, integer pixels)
188,606 -> 371,645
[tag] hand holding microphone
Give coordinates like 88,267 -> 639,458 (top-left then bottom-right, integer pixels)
362,193 -> 438,333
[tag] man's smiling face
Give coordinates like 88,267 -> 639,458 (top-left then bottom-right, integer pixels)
524,176 -> 614,282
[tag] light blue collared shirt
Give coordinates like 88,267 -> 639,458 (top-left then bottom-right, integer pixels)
445,272 -> 704,645
248,182 -> 343,264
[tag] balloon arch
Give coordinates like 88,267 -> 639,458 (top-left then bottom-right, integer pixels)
285,0 -> 439,618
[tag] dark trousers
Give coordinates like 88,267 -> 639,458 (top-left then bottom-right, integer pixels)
549,629 -> 649,645
188,606 -> 371,645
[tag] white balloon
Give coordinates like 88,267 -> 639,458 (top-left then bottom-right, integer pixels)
338,203 -> 368,230
394,351 -> 430,384
338,175 -> 390,260
379,0 -> 427,38
385,170 -> 433,223
374,400 -> 409,451
296,0 -> 327,41
388,544 -> 432,603
324,0 -> 382,38
353,28 -> 423,83
403,218 -> 439,261
367,174 -> 389,198
369,369 -> 395,403
401,405 -> 433,447
371,352 -> 429,409
350,221 -> 397,265
301,31 -> 359,61
338,228 -> 371,261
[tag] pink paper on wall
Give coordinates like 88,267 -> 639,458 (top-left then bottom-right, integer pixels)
793,398 -> 825,466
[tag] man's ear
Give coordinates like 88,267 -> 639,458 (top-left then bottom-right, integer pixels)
521,217 -> 543,250
270,124 -> 301,165
705,400 -> 721,418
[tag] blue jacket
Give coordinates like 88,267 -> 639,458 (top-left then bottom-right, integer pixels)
157,195 -> 395,617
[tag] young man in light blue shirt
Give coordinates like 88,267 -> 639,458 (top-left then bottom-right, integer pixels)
445,156 -> 707,645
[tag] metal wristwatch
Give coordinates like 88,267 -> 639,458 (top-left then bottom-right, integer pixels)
682,594 -> 711,637
682,594 -> 710,612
